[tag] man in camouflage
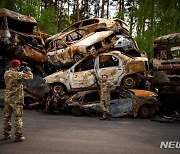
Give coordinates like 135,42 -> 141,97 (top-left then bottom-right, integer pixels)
3,59 -> 33,142
91,70 -> 115,120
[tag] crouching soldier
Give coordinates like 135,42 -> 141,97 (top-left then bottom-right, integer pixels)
3,59 -> 33,142
90,70 -> 115,120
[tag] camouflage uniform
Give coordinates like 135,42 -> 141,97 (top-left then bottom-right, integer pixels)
4,68 -> 33,138
92,72 -> 115,119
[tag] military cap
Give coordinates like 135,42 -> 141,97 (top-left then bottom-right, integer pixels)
102,74 -> 108,78
11,59 -> 21,67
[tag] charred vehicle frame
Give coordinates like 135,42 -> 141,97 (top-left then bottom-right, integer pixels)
66,87 -> 159,118
47,30 -> 116,68
44,50 -> 149,95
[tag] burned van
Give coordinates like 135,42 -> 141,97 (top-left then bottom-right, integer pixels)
151,33 -> 180,95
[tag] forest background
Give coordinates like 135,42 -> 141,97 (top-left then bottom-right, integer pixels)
0,0 -> 179,58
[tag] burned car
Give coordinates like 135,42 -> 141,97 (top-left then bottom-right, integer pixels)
66,87 -> 159,118
45,18 -> 130,44
114,34 -> 141,57
44,51 -> 148,93
47,30 -> 116,68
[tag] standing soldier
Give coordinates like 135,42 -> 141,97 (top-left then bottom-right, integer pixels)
3,59 -> 33,142
91,70 -> 115,120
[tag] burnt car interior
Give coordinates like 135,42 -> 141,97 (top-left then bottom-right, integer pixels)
74,58 -> 95,72
83,91 -> 100,104
47,29 -> 89,51
99,55 -> 119,68
7,17 -> 36,34
81,88 -> 133,105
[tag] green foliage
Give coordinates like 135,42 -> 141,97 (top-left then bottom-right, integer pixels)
133,0 -> 180,59
37,7 -> 57,35
0,0 -> 16,10
15,0 -> 41,18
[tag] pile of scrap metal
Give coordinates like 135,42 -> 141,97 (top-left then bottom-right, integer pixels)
150,33 -> 180,113
0,9 -> 158,118
0,8 -> 50,107
43,18 -> 157,118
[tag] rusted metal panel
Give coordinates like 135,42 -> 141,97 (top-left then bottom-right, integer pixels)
0,8 -> 37,23
154,33 -> 180,44
14,44 -> 47,64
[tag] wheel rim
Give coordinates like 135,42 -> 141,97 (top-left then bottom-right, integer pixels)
123,77 -> 135,88
140,106 -> 150,118
53,85 -> 63,93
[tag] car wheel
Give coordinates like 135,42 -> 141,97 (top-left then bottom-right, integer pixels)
73,54 -> 84,62
72,107 -> 83,116
53,84 -> 64,94
139,105 -> 152,118
122,75 -> 136,89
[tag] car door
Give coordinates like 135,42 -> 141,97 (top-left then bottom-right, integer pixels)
110,91 -> 133,117
69,57 -> 96,89
97,54 -> 123,84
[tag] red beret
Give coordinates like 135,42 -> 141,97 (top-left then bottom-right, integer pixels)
11,59 -> 21,67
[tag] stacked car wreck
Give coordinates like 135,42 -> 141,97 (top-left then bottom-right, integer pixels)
0,8 -> 49,106
43,18 -> 159,118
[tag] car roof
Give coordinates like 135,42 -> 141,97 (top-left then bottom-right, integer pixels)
154,33 -> 180,44
73,31 -> 113,46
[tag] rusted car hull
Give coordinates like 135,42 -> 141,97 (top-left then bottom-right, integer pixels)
66,88 -> 159,118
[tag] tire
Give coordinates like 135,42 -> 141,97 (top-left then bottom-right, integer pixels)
72,107 -> 83,116
139,105 -> 152,118
122,75 -> 136,89
73,54 -> 84,62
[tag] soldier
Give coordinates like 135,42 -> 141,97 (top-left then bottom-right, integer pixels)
91,70 -> 115,120
3,59 -> 33,142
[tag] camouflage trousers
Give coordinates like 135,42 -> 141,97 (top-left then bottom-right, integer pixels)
4,104 -> 23,138
100,100 -> 110,119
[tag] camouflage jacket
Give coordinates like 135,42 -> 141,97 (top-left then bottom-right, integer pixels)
4,68 -> 33,105
92,71 -> 115,101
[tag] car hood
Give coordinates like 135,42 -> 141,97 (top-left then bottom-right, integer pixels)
129,89 -> 157,97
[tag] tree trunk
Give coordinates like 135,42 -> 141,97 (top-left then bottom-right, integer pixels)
76,0 -> 80,21
101,0 -> 105,18
106,0 -> 109,19
84,0 -> 88,18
